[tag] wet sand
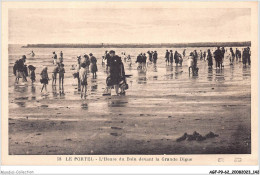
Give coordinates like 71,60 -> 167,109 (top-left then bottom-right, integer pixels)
8,46 -> 251,154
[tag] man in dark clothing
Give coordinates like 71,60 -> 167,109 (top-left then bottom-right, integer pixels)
147,51 -> 152,63
235,48 -> 239,62
242,48 -> 248,67
214,47 -> 222,69
153,51 -> 158,64
14,55 -> 27,83
194,50 -> 198,61
136,54 -> 142,69
247,47 -> 251,65
170,50 -> 174,64
165,50 -> 170,65
109,50 -> 123,95
230,48 -> 235,65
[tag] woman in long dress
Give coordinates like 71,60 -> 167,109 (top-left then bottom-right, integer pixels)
90,53 -> 98,78
40,67 -> 49,92
207,49 -> 213,69
174,51 -> 179,67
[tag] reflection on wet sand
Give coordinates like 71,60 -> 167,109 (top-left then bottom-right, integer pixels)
137,70 -> 147,84
31,85 -> 36,94
215,69 -> 225,82
14,84 -> 28,94
8,47 -> 252,155
207,68 -> 213,81
81,102 -> 88,110
52,86 -> 59,98
108,96 -> 129,108
15,101 -> 26,108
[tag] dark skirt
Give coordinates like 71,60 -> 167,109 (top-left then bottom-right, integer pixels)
208,59 -> 213,66
40,78 -> 48,84
110,74 -> 120,85
91,64 -> 98,73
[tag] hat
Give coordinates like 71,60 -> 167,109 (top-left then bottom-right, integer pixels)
109,50 -> 115,54
89,53 -> 93,56
22,55 -> 26,59
28,65 -> 36,71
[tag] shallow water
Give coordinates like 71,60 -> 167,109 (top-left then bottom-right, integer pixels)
8,45 -> 251,154
9,45 -> 250,105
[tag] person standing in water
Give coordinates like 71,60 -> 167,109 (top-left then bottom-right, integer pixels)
203,51 -> 207,61
230,48 -> 235,65
194,50 -> 198,62
235,48 -> 239,62
104,51 -> 111,71
29,50 -> 35,57
174,51 -> 179,67
136,53 -> 142,70
247,47 -> 251,66
52,52 -> 58,65
153,51 -> 158,64
28,65 -> 36,84
90,53 -> 98,78
242,48 -> 248,67
178,53 -> 183,66
83,54 -> 90,72
143,53 -> 147,70
52,64 -> 59,86
170,50 -> 174,65
14,55 -> 27,83
58,63 -> 65,93
207,49 -> 213,69
165,50 -> 170,65
107,50 -> 122,95
200,50 -> 203,60
147,51 -> 152,63
183,49 -> 186,57
214,47 -> 222,69
76,56 -> 82,91
40,67 -> 49,93
59,51 -> 63,63
79,63 -> 88,99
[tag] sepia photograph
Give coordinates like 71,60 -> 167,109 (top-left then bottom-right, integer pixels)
1,1 -> 258,166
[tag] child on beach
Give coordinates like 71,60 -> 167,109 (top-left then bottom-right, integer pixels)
30,68 -> 36,84
28,65 -> 36,84
52,52 -> 58,65
79,63 -> 88,98
40,67 -> 49,92
59,64 -> 65,90
52,64 -> 59,86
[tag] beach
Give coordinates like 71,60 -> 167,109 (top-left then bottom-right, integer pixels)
8,45 -> 251,155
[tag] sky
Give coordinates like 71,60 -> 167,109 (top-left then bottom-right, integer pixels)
8,8 -> 251,44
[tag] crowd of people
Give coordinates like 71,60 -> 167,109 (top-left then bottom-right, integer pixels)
13,46 -> 251,98
164,50 -> 183,66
